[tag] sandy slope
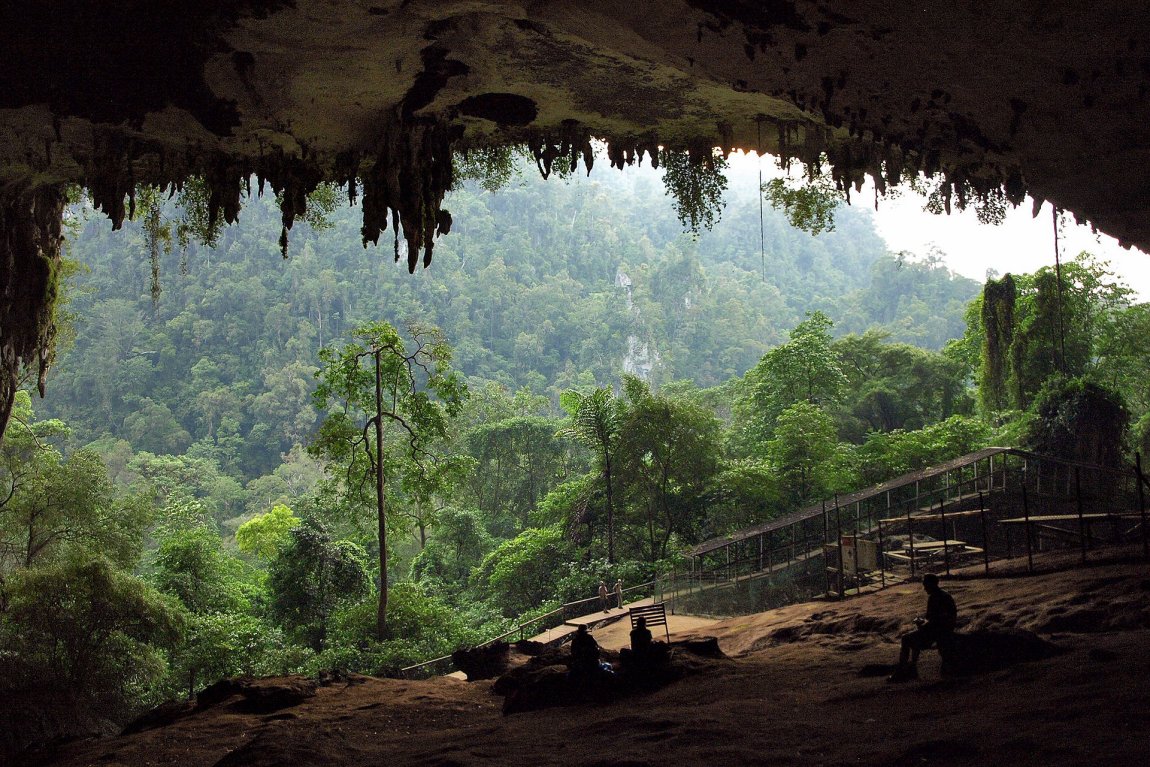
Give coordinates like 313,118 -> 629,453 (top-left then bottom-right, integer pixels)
27,551 -> 1150,767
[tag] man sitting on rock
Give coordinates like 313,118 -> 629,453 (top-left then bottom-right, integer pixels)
568,624 -> 602,680
889,573 -> 957,682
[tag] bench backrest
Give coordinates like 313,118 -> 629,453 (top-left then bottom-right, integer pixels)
629,603 -> 670,641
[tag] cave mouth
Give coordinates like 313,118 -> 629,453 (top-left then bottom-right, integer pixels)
2,1 -> 1149,440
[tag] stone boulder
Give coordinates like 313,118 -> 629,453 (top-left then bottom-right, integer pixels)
195,676 -> 317,714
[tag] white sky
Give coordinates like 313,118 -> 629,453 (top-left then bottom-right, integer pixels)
725,151 -> 1150,301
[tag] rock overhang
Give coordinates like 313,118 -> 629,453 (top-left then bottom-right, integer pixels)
1,0 -> 1149,433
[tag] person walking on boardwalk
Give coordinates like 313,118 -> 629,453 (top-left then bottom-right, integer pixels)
598,581 -> 610,612
614,578 -> 624,609
889,573 -> 957,682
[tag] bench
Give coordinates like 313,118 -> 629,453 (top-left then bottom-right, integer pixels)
629,603 -> 670,642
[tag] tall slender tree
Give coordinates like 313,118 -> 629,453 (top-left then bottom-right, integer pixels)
311,321 -> 466,638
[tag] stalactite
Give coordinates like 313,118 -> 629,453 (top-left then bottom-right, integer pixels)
0,186 -> 65,442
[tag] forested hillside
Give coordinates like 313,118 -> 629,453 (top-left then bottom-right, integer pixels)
47,162 -> 978,478
6,156 -> 1145,731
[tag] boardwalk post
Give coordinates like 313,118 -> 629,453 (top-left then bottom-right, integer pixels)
853,501 -> 862,593
822,500 -> 831,596
877,517 -> 886,588
940,498 -> 950,575
1075,467 -> 1087,564
1137,453 -> 1148,558
1022,484 -> 1034,573
979,491 -> 990,574
835,495 -> 845,598
906,504 -> 916,577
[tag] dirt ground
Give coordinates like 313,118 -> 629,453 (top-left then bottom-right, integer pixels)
26,549 -> 1150,767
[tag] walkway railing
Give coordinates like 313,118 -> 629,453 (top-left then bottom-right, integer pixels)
659,448 -> 1150,617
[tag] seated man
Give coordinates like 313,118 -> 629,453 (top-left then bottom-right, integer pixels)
568,624 -> 601,679
630,616 -> 652,656
889,573 -> 957,682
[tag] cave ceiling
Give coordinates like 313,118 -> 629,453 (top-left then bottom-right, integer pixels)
1,0 -> 1150,433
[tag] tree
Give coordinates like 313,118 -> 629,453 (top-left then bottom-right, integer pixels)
2,446 -> 148,575
660,148 -> 728,234
461,415 -> 568,536
767,402 -> 840,504
2,557 -> 182,706
558,387 -> 622,562
408,506 -> 492,591
971,255 -> 1134,413
762,167 -> 843,236
311,321 -> 466,638
735,311 -> 846,454
1025,377 -> 1129,468
470,525 -> 572,617
616,376 -> 722,561
150,524 -> 249,614
266,516 -> 371,650
236,503 -> 301,561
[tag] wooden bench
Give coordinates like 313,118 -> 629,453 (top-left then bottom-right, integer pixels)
629,603 -> 670,642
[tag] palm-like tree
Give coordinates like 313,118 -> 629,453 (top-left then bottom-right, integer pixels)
559,387 -> 622,562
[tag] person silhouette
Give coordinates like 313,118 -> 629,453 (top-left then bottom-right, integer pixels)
630,616 -> 652,656
569,624 -> 601,679
614,578 -> 624,609
889,573 -> 957,682
598,581 -> 610,612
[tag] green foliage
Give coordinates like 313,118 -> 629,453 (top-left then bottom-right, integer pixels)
552,557 -> 649,605
969,255 -> 1137,416
833,330 -> 971,439
1025,376 -> 1129,467
319,582 -> 480,674
311,320 -> 467,636
267,516 -> 371,650
660,148 -> 728,234
910,175 -> 1008,225
979,274 -> 1016,413
616,375 -> 723,560
460,416 -> 569,536
408,506 -> 492,590
471,525 -> 572,617
150,524 -> 251,614
734,311 -> 845,454
454,146 -> 523,193
1,557 -> 181,706
762,172 -> 842,236
558,386 -> 622,560
166,611 -> 290,699
767,402 -> 840,504
705,458 -> 781,536
853,415 -> 991,485
1,435 -> 148,573
236,503 -> 301,560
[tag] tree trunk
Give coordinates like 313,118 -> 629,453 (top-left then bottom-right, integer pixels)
604,448 -> 615,563
373,348 -> 388,639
